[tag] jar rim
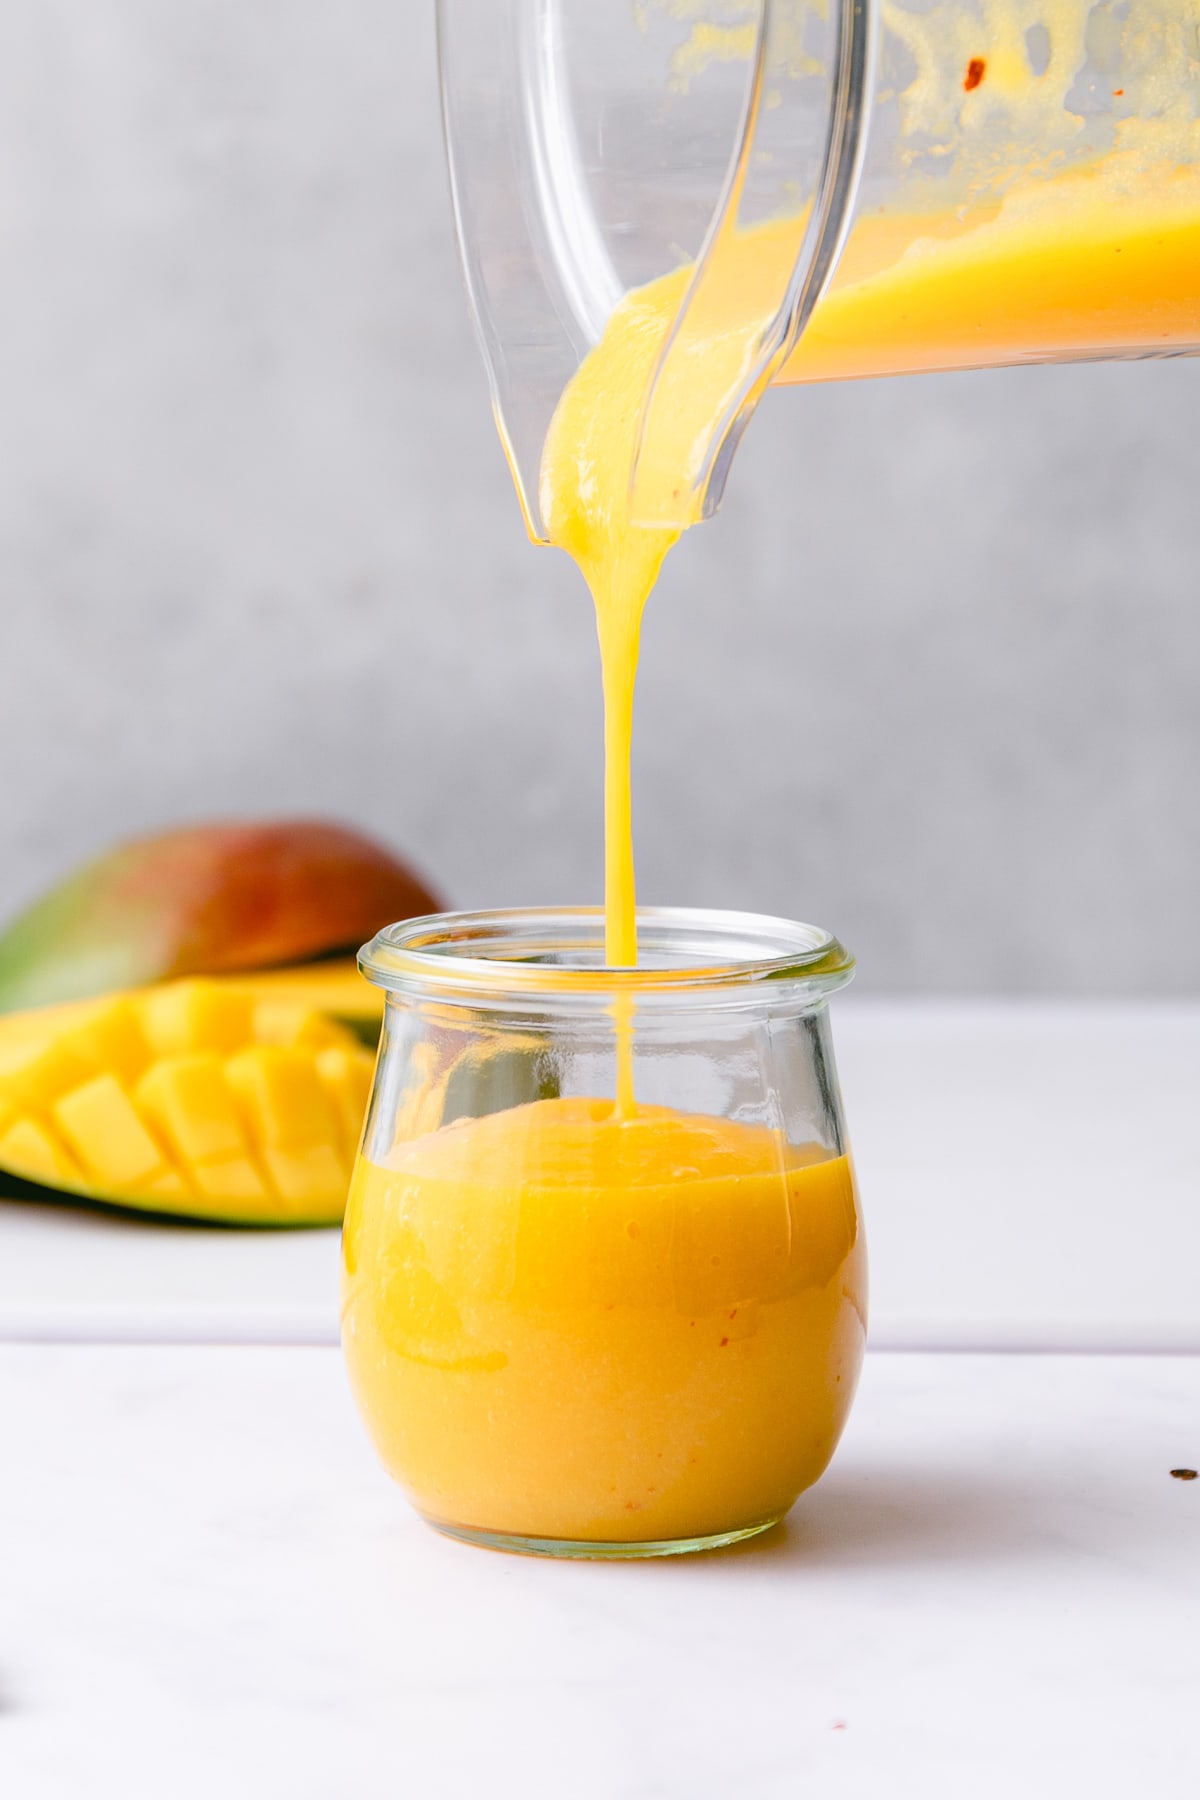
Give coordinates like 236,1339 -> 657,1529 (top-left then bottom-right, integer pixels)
359,906 -> 854,1008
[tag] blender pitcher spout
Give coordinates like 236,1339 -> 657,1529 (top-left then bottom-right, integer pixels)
437,0 -> 875,543
631,0 -> 874,530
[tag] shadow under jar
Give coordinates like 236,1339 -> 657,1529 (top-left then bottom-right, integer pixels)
341,908 -> 867,1559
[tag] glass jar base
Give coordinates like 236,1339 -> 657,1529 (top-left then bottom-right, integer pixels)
424,1514 -> 783,1560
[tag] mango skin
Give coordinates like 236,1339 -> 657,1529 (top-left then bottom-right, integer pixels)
0,972 -> 380,1227
0,819 -> 441,1014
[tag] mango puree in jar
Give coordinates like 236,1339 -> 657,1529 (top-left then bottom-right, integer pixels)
342,1099 -> 864,1545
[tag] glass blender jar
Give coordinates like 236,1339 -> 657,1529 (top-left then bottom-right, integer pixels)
439,0 -> 1200,537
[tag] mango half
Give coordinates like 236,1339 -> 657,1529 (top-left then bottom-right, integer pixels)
0,818 -> 441,1013
0,974 -> 380,1225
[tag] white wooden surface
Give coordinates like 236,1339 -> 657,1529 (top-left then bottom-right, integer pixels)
2,1003 -> 1197,1350
2,1346 -> 1197,1799
3,1004 -> 1198,1796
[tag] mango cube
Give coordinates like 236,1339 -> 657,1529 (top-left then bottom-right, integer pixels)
262,1142 -> 347,1207
136,1055 -> 249,1165
0,1117 -> 83,1188
60,997 -> 150,1086
138,981 -> 253,1059
139,1168 -> 193,1203
53,1074 -> 171,1189
225,1046 -> 341,1151
0,1037 -> 93,1110
189,1156 -> 272,1206
253,1003 -> 355,1053
317,1047 -> 373,1155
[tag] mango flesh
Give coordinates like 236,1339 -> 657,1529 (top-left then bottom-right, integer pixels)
0,977 -> 377,1225
204,959 -> 383,1034
0,819 -> 442,1013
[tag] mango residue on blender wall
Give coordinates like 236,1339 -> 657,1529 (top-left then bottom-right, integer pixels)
658,0 -> 1200,384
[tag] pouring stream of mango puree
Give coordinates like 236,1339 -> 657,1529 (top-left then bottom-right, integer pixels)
538,154 -> 1200,1025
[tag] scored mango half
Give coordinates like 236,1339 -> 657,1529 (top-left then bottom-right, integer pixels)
0,970 -> 381,1225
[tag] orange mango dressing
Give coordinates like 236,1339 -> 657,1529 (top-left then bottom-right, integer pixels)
343,1101 -> 864,1543
343,140 -> 1197,1545
786,171 -> 1200,384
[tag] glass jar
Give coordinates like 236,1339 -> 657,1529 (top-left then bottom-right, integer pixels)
341,907 -> 866,1559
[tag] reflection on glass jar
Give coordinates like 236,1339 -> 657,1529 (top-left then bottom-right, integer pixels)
341,908 -> 867,1559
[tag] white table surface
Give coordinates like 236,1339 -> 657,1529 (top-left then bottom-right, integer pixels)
3,1004 -> 1198,1795
3,1345 -> 1197,1799
3,1002 -> 1198,1350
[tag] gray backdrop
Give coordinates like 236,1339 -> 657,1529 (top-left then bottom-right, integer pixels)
2,1 -> 1197,995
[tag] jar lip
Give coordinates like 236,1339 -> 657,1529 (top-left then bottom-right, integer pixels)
359,906 -> 854,1006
